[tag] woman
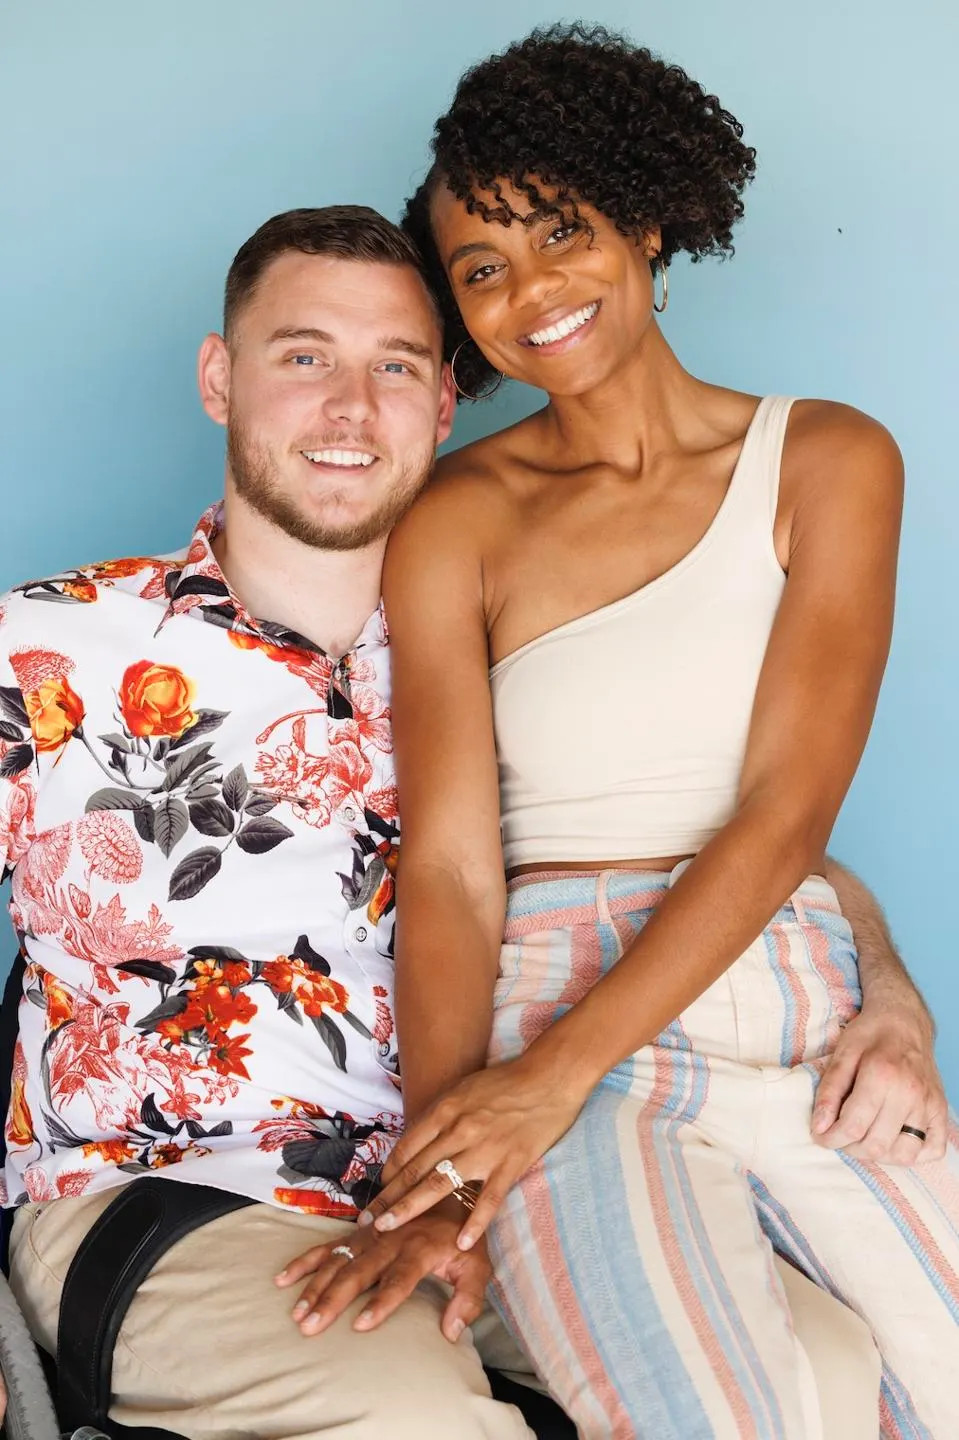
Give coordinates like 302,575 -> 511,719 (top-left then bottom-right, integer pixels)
290,25 -> 959,1439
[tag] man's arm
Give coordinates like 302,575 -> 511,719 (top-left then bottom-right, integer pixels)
816,856 -> 947,1163
826,857 -> 932,1020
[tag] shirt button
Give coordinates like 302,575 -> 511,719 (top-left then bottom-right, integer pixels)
354,926 -> 368,943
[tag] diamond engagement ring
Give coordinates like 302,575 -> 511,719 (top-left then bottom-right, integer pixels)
435,1158 -> 467,1190
331,1245 -> 356,1262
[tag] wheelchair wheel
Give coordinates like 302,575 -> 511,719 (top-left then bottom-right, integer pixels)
0,1272 -> 59,1440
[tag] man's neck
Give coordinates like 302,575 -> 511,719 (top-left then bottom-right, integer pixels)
211,491 -> 385,658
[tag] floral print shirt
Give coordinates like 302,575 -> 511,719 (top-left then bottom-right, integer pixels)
0,504 -> 402,1217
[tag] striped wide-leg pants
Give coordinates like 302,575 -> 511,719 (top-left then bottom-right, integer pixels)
488,869 -> 959,1439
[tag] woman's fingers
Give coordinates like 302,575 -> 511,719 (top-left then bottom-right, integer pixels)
379,1110 -> 445,1186
373,1147 -> 489,1232
454,1169 -> 514,1251
365,1138 -> 458,1223
366,1129 -> 488,1227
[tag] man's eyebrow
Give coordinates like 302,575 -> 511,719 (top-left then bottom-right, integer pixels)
267,326 -> 335,344
378,335 -> 436,361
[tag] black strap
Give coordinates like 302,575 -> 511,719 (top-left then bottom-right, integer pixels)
56,1177 -> 254,1436
0,949 -> 28,1273
54,1173 -> 575,1439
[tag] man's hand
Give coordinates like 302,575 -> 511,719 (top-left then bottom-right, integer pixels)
274,1201 -> 489,1341
812,1000 -> 948,1165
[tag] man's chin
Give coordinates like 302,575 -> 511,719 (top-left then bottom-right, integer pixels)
262,499 -> 399,553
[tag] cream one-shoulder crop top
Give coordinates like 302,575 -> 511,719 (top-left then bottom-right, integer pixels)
490,394 -> 793,868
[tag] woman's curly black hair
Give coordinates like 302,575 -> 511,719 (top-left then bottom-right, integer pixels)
403,23 -> 756,400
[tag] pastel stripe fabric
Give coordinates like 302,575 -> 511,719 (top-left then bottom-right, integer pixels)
487,869 -> 959,1439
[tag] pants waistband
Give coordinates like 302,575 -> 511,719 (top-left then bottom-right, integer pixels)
503,865 -> 839,941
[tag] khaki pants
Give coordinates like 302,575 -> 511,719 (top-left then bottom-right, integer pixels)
9,1188 -> 880,1439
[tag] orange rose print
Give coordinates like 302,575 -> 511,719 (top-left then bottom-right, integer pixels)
24,675 -> 85,752
41,970 -> 74,1029
119,660 -> 197,738
272,1187 -> 356,1218
88,556 -> 152,580
228,630 -> 284,663
82,1138 -> 137,1165
62,579 -> 98,603
7,1042 -> 35,1148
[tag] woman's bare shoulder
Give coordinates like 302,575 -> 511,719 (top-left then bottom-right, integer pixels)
385,430 -> 521,575
786,398 -> 901,465
782,398 -> 903,507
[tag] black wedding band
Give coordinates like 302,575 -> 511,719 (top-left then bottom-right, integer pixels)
899,1124 -> 927,1142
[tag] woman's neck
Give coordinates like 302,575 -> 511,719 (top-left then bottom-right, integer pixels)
541,324 -> 716,476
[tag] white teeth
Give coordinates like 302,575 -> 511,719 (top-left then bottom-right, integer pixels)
526,302 -> 599,348
302,450 -> 376,467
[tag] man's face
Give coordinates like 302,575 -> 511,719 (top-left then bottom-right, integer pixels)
201,252 -> 454,550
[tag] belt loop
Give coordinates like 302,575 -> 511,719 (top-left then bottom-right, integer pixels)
596,869 -> 614,926
790,889 -> 807,925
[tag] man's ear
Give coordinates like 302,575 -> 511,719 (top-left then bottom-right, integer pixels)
435,363 -> 457,448
198,333 -> 231,426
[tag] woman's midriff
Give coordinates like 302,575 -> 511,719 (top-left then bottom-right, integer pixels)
506,854 -> 694,880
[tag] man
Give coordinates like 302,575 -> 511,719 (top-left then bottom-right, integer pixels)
0,207 -> 945,1438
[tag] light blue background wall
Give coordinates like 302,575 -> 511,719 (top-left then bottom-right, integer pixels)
1,2 -> 956,1091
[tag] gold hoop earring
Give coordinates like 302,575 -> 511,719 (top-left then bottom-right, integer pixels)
653,255 -> 669,315
450,340 -> 504,401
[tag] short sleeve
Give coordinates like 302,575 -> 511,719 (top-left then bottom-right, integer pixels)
0,600 -> 39,875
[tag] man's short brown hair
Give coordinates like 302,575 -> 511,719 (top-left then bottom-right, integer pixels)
223,206 -> 439,339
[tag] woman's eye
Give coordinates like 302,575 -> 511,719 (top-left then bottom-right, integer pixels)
464,263 -> 501,286
545,223 -> 580,246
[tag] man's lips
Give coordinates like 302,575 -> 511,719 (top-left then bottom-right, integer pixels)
300,448 -> 380,471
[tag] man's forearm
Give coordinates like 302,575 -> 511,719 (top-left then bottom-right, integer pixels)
824,855 -> 933,1029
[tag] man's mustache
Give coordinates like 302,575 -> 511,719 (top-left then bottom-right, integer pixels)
295,432 -> 387,459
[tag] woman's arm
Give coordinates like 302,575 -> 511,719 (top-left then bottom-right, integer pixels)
381,473 -> 509,1124
366,402 -> 907,1243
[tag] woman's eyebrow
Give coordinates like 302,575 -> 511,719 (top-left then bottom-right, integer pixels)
447,241 -> 498,268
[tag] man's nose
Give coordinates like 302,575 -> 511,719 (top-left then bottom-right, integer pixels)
321,367 -> 376,425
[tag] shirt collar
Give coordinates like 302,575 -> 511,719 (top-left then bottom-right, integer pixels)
158,503 -> 387,657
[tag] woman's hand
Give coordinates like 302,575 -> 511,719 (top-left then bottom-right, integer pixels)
812,999 -> 948,1165
359,1054 -> 587,1248
275,1201 -> 490,1341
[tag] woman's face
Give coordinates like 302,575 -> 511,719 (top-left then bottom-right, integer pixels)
430,179 -> 661,397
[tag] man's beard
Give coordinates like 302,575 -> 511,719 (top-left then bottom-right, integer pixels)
226,416 -> 434,552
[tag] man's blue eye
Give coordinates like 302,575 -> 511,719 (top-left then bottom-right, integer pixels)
293,354 -> 315,365
382,362 -> 408,374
